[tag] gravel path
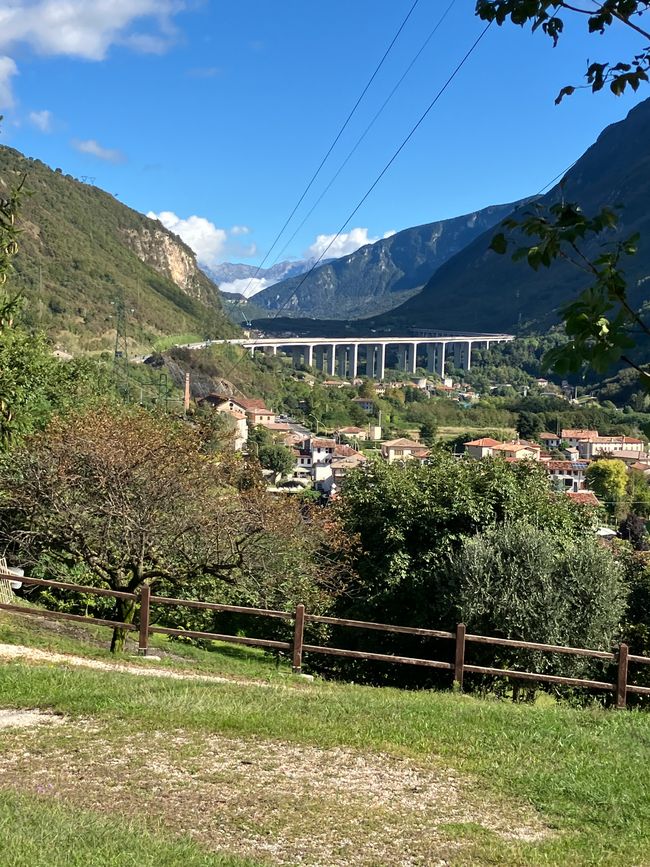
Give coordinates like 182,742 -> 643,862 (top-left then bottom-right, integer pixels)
0,642 -> 272,688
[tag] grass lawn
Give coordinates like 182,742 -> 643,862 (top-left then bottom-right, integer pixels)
437,425 -> 518,442
0,609 -> 649,866
0,608 -> 290,681
0,790 -> 260,867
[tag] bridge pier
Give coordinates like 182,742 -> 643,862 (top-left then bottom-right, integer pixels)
226,334 -> 513,380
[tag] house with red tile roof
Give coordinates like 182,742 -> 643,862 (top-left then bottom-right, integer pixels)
463,437 -> 502,459
561,429 -> 599,447
566,490 -> 601,507
381,438 -> 430,464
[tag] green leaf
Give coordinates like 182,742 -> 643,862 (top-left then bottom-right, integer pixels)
489,232 -> 508,254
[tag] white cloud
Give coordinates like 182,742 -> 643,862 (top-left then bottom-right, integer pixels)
73,138 -> 126,163
0,0 -> 182,61
148,210 -> 228,267
218,277 -> 271,298
186,66 -> 222,79
0,1 -> 184,109
305,227 -> 391,259
28,109 -> 53,132
230,225 -> 251,236
0,56 -> 18,109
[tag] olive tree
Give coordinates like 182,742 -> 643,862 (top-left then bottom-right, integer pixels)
453,520 -> 626,687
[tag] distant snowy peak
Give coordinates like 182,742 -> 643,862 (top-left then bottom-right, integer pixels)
203,258 -> 330,297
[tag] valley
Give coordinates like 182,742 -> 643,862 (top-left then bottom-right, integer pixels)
2,7 -> 650,865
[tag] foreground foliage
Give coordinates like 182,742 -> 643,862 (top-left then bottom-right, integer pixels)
0,405 -> 348,651
319,454 -> 616,688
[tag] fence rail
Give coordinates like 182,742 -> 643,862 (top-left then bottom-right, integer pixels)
1,572 -> 649,709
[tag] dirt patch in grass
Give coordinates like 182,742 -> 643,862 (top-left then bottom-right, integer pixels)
0,721 -> 551,866
0,709 -> 64,730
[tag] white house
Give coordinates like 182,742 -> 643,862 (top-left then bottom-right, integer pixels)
561,429 -> 599,448
381,438 -> 430,464
545,460 -> 590,493
576,436 -> 644,460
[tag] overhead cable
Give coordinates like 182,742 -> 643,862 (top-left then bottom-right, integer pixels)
238,0 -> 422,298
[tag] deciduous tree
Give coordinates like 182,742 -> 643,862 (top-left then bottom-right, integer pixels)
586,458 -> 629,516
0,405 -> 347,651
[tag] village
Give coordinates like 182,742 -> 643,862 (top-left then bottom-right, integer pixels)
197,378 -> 649,509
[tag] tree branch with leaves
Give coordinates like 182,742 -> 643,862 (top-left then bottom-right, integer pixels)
490,202 -> 650,386
476,1 -> 650,102
0,405 -> 351,651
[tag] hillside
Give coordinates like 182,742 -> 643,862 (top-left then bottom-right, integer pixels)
0,146 -> 237,352
253,201 -> 521,320
374,97 -> 650,334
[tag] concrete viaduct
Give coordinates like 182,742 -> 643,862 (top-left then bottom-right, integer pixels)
220,330 -> 514,379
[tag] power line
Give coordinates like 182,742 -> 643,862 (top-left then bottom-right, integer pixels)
270,21 -> 494,311
218,20 -> 493,394
272,0 -> 458,268
239,0 -> 422,299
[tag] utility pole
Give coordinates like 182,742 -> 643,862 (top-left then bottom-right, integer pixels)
183,372 -> 191,415
112,296 -> 130,402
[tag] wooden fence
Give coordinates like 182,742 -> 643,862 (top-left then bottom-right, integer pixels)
1,572 -> 650,709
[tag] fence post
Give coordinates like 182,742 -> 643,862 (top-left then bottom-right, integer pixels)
292,604 -> 305,673
138,584 -> 151,656
616,642 -> 629,710
454,623 -> 466,691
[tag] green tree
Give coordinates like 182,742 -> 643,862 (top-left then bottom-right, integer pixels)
258,443 -> 295,477
626,468 -> 650,517
248,424 -> 274,452
619,513 -> 650,550
517,410 -> 542,440
586,458 -> 629,517
358,379 -> 376,398
0,312 -> 111,449
419,419 -> 438,447
453,520 -> 625,686
617,546 -> 650,701
320,453 -> 594,687
0,405 -> 338,652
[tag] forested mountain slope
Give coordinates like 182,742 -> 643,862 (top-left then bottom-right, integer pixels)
253,201 -> 521,320
376,97 -> 650,334
0,146 -> 236,352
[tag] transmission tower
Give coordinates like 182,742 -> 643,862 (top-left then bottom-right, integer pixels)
112,297 -> 131,401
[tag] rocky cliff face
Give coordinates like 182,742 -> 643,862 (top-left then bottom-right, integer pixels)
123,226 -> 209,301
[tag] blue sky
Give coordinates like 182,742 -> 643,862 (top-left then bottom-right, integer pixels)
0,0 -> 648,293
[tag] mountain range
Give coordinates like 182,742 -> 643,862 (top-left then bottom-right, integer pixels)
203,259 -> 326,298
251,202 -> 522,320
377,96 -> 650,334
0,146 -> 236,352
253,96 -> 650,337
5,94 -> 650,351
